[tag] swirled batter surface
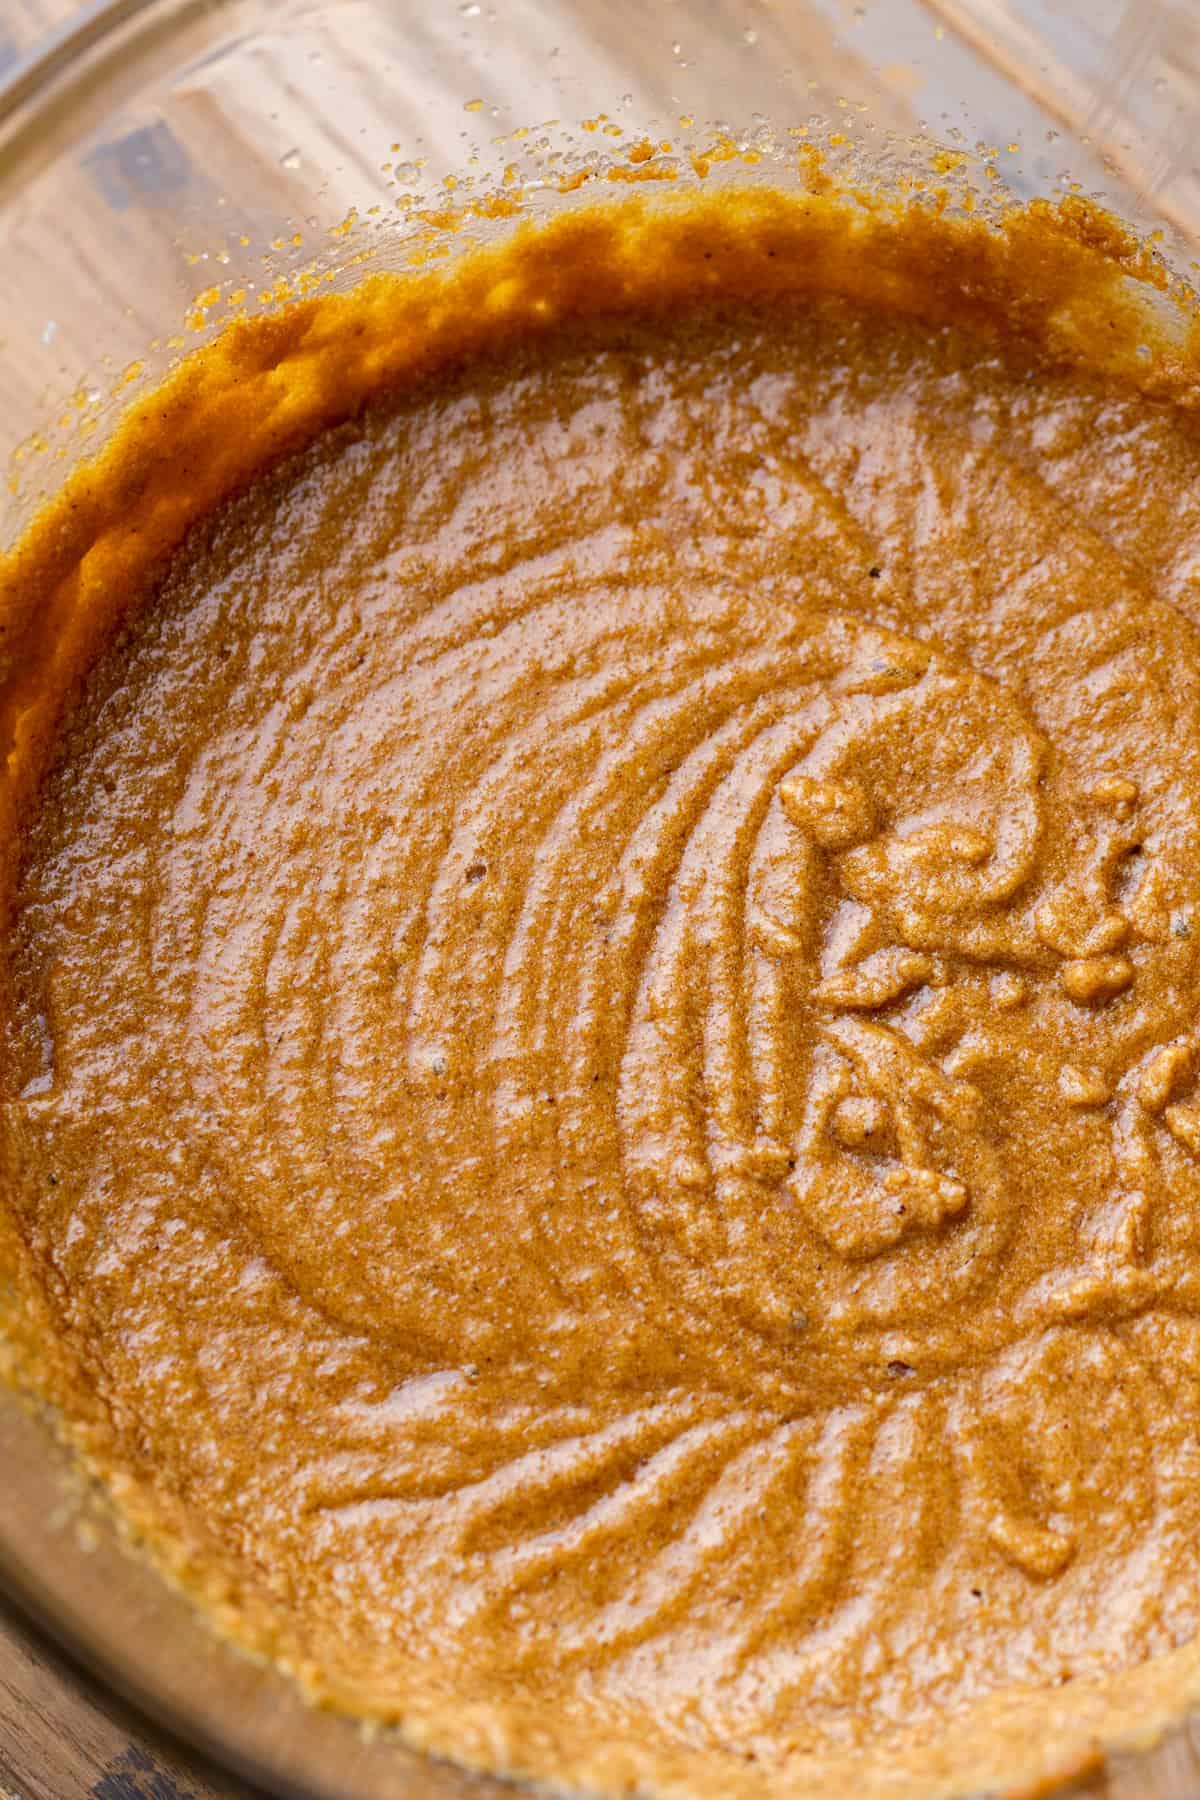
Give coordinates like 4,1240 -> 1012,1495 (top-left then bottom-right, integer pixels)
7,191 -> 1200,1797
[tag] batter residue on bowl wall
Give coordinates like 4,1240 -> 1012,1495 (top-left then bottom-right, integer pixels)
5,175 -> 1200,1799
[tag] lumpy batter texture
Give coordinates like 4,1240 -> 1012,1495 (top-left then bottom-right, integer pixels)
7,190 -> 1200,1798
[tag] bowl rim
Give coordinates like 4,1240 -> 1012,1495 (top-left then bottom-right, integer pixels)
0,0 -> 160,121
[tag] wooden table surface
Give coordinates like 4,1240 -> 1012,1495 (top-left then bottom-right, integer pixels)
0,1600 -> 250,1800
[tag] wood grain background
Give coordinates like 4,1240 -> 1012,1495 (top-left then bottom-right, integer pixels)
0,1600 -> 248,1800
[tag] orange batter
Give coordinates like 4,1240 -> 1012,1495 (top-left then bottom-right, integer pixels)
5,181 -> 1200,1798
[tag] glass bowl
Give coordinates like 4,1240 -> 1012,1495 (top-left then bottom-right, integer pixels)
4,2 -> 1200,1795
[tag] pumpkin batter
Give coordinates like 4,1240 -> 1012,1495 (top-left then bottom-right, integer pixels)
6,180 -> 1200,1798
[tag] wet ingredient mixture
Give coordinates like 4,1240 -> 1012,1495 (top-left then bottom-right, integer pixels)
5,188 -> 1200,1798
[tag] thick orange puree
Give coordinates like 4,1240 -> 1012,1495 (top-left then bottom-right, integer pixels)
7,183 -> 1200,1799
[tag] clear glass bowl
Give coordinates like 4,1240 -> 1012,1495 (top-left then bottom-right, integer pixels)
4,2 -> 1200,1794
